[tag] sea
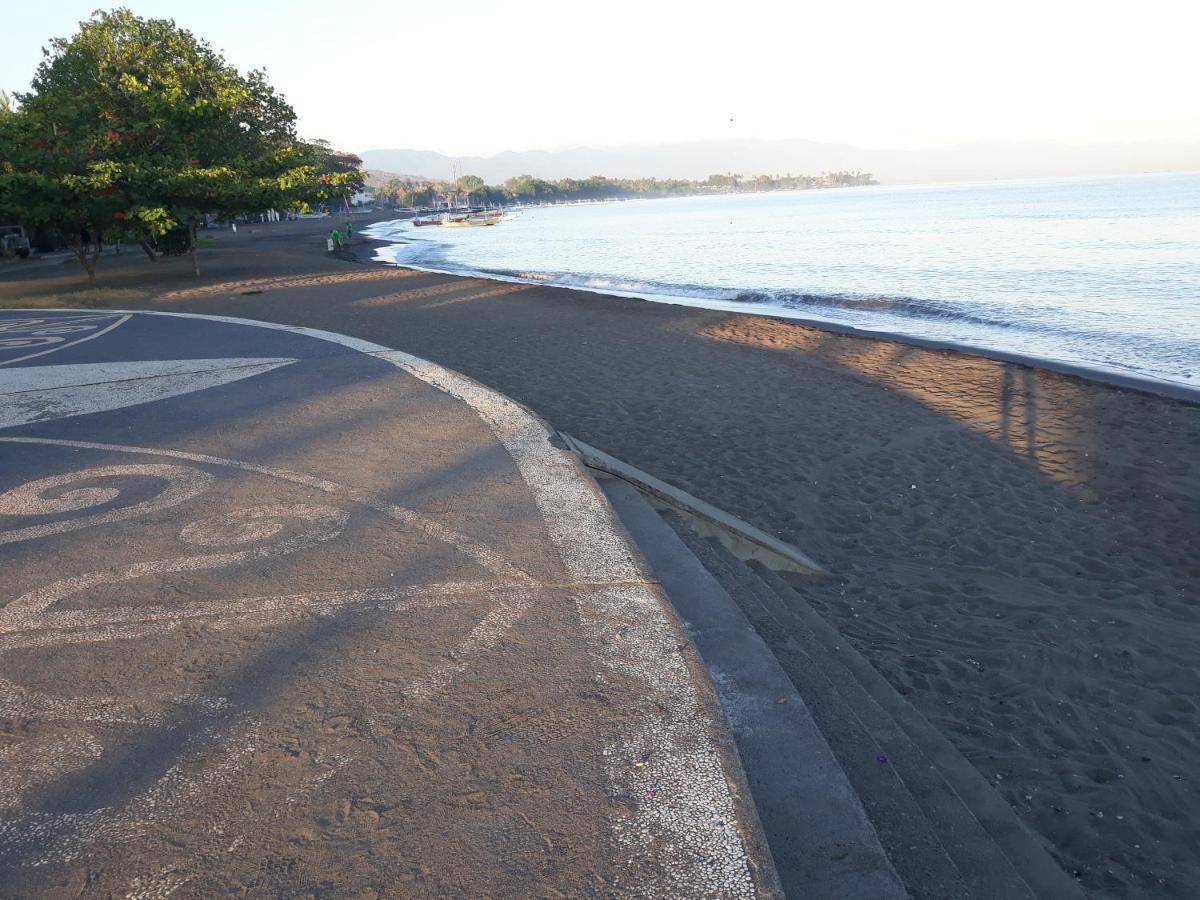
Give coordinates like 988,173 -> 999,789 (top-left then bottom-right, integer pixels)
364,172 -> 1200,393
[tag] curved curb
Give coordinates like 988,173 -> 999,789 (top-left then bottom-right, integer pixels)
561,432 -> 826,575
5,308 -> 783,898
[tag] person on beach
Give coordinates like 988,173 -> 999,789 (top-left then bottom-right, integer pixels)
330,227 -> 342,249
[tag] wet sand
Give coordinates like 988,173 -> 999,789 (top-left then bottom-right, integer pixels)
3,222 -> 1198,896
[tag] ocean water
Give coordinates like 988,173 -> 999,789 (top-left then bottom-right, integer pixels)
364,173 -> 1200,391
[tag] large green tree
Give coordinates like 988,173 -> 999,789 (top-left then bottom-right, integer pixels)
455,174 -> 485,201
0,8 -> 360,281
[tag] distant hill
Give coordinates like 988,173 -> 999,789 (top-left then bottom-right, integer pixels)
361,140 -> 869,184
361,138 -> 1200,185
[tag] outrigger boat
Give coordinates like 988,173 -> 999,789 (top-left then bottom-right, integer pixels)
441,211 -> 502,227
410,199 -> 507,228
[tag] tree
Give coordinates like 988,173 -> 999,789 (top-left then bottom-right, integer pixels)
301,140 -> 364,213
455,174 -> 485,204
0,8 -> 360,281
0,105 -> 130,280
374,177 -> 403,205
401,182 -> 437,207
503,174 -> 555,202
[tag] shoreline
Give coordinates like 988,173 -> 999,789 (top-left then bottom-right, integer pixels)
369,250 -> 1200,405
3,223 -> 1198,895
360,227 -> 1199,405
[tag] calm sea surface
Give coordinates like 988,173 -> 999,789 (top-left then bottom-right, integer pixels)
365,173 -> 1200,390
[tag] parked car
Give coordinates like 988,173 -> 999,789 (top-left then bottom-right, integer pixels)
0,225 -> 32,258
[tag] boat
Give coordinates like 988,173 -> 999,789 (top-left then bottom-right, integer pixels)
412,217 -> 442,227
440,212 -> 502,227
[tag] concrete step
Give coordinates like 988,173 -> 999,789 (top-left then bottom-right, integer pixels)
597,476 -> 907,900
667,519 -> 976,900
749,563 -> 1085,900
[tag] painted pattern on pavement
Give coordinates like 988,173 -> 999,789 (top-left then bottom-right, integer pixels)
0,315 -> 130,367
0,310 -> 762,897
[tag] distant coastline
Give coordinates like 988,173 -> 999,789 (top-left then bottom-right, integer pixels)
370,170 -> 876,208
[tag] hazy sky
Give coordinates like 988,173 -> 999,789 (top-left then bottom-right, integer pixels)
6,0 -> 1199,156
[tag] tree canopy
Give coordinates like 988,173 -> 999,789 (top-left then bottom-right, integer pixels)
0,8 -> 362,280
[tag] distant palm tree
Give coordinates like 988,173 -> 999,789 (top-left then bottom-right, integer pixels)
0,90 -> 15,114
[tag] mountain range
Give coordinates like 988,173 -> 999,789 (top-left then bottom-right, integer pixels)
360,137 -> 1199,186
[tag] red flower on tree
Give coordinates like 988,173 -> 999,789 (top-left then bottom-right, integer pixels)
114,211 -> 126,221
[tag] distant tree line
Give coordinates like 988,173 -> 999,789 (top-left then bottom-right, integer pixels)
373,170 -> 876,208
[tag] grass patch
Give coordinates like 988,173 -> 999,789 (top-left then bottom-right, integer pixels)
0,287 -> 153,310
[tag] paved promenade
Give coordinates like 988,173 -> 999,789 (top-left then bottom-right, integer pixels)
0,310 -> 777,897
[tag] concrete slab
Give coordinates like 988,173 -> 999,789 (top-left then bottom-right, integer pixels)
598,477 -> 906,900
0,310 -> 778,897
560,433 -> 825,575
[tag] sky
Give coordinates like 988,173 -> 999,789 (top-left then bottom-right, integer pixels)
5,0 -> 1199,157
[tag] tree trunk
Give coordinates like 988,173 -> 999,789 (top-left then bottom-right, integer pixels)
189,221 -> 200,277
138,239 -> 157,262
71,236 -> 97,286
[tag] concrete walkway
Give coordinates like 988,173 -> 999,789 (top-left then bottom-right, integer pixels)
0,310 -> 777,897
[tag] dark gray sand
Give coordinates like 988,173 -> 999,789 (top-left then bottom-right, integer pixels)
4,222 -> 1198,897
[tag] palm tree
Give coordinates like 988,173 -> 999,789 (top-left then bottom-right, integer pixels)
0,90 -> 15,115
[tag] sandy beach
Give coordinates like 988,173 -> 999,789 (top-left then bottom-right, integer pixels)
3,220 -> 1198,897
